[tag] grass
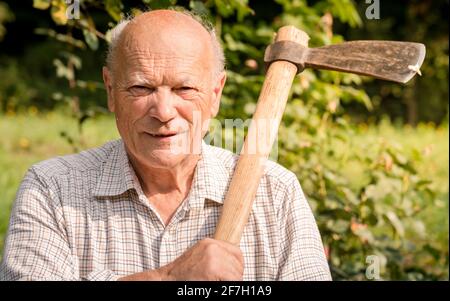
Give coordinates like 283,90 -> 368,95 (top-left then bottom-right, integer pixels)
0,112 -> 448,275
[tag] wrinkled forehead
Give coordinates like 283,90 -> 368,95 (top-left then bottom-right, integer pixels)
114,16 -> 214,78
123,24 -> 209,54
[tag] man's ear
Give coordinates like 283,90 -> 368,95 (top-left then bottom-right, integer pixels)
102,66 -> 115,112
210,70 -> 227,118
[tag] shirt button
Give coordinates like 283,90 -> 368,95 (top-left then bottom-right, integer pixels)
164,226 -> 175,236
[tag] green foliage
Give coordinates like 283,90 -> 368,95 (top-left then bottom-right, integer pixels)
105,0 -> 124,21
0,0 -> 447,280
277,108 -> 447,279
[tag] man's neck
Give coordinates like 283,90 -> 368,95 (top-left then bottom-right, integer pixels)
128,153 -> 200,225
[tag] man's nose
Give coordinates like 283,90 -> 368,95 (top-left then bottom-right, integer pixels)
147,88 -> 177,123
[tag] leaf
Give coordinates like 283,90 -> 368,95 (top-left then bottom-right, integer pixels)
223,33 -> 260,58
143,0 -> 177,9
328,0 -> 362,28
34,28 -> 86,49
105,0 -> 123,21
352,225 -> 375,244
33,0 -> 51,10
53,58 -> 73,81
326,219 -> 350,233
341,86 -> 373,111
341,187 -> 359,205
214,0 -> 233,17
235,1 -> 254,21
50,0 -> 68,25
60,52 -> 82,70
411,220 -> 426,239
69,54 -> 82,70
83,29 -> 98,51
243,102 -> 255,115
385,211 -> 405,237
189,0 -> 209,16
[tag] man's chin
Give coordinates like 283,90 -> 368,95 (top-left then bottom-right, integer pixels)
143,149 -> 189,168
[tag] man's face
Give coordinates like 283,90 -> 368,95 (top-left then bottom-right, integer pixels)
103,16 -> 226,169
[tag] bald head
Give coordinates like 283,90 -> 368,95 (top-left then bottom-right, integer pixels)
106,9 -> 225,79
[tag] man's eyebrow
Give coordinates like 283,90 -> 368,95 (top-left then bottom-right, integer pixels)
123,72 -> 202,87
125,75 -> 155,86
175,80 -> 196,87
174,74 -> 200,86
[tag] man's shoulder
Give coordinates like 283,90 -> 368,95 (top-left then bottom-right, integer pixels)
30,139 -> 120,179
204,144 -> 298,187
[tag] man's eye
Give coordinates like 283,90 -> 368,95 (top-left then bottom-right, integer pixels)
129,86 -> 154,95
174,87 -> 197,97
175,87 -> 195,92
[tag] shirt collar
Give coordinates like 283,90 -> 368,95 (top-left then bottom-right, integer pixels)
93,139 -> 136,198
93,139 -> 232,208
186,140 -> 231,209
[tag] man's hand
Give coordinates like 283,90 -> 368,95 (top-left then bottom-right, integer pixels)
119,238 -> 244,281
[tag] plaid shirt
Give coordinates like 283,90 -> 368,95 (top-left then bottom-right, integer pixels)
0,139 -> 331,281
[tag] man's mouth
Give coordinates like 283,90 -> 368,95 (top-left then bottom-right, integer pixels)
146,131 -> 188,139
148,132 -> 178,138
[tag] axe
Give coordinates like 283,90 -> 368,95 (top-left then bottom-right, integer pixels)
214,26 -> 425,245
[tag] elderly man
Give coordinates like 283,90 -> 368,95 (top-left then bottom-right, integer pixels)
0,9 -> 331,281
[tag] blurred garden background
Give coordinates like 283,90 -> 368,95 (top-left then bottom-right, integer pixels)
0,0 -> 448,280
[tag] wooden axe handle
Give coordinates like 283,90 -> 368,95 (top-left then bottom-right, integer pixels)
214,26 -> 309,245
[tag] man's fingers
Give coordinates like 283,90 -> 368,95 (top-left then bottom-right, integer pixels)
198,238 -> 244,280
219,269 -> 244,281
164,238 -> 244,281
203,238 -> 244,266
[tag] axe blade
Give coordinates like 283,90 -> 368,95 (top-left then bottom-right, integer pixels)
305,41 -> 426,83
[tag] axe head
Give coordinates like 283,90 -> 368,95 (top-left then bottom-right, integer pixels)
305,41 -> 426,83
